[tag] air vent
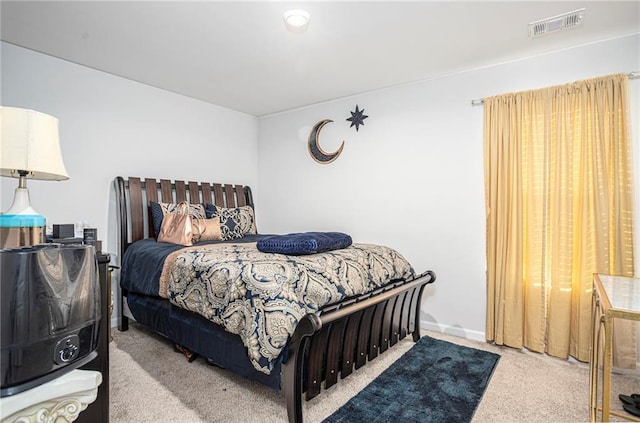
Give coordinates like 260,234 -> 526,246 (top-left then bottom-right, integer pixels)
528,8 -> 585,39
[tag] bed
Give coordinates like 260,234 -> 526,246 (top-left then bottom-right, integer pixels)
114,176 -> 436,423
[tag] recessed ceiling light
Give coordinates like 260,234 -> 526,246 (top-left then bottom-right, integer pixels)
283,9 -> 310,33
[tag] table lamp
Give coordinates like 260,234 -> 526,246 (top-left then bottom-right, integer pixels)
0,107 -> 69,248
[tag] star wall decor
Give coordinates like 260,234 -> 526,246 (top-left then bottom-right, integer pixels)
346,105 -> 368,132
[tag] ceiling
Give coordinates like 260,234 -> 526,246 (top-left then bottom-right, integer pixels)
1,1 -> 638,117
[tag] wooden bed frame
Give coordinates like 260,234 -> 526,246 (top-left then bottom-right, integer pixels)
114,176 -> 436,423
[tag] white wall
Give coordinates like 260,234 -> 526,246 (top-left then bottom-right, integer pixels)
2,34 -> 638,341
1,42 -> 259,326
257,34 -> 640,341
1,42 -> 259,261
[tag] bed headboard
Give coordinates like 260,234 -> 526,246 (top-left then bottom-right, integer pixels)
114,176 -> 254,257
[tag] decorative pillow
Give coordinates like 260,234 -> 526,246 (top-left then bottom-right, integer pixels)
150,202 -> 206,238
257,232 -> 352,255
197,218 -> 222,242
204,204 -> 257,240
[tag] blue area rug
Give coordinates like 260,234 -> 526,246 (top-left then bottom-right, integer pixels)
323,336 -> 500,423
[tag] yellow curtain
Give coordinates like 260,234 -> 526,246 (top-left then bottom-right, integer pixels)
484,73 -> 636,365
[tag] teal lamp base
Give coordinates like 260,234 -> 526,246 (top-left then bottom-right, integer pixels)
1,185 -> 46,249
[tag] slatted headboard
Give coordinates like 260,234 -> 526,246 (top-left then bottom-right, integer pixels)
114,176 -> 254,254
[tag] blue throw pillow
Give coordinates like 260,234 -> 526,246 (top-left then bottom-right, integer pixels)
149,202 -> 164,238
256,232 -> 352,255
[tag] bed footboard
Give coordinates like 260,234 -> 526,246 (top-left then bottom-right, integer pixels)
282,270 -> 436,423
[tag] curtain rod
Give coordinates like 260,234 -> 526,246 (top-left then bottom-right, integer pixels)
471,71 -> 640,106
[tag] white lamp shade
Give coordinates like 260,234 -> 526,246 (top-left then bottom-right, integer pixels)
1,107 -> 69,180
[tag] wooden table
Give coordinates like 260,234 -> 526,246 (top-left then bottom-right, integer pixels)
590,274 -> 640,422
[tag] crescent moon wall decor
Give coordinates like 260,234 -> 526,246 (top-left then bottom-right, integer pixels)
308,119 -> 345,164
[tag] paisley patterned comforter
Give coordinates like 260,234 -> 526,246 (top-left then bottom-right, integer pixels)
158,242 -> 414,374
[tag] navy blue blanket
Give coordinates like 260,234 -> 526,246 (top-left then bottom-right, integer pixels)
256,232 -> 352,255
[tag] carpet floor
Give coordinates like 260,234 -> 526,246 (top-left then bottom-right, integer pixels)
109,322 -> 640,422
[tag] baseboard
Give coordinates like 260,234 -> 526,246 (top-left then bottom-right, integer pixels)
420,320 -> 486,343
420,321 -> 640,373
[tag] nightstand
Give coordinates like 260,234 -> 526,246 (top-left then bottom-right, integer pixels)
76,252 -> 111,423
